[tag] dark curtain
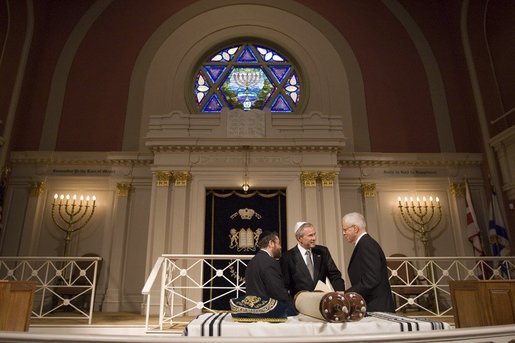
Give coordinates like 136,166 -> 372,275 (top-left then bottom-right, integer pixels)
203,189 -> 286,310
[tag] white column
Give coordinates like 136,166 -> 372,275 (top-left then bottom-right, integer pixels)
18,181 -> 46,256
319,172 -> 343,270
301,171 -> 319,226
143,171 -> 171,314
169,171 -> 190,254
360,183 -> 380,241
102,182 -> 131,312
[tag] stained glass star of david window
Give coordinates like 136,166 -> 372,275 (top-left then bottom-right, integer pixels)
193,43 -> 301,113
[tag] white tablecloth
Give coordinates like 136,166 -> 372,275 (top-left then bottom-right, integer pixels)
184,312 -> 451,337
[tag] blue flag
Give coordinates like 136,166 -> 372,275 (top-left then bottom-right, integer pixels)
488,188 -> 511,277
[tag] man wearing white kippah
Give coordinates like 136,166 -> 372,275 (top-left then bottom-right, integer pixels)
280,222 -> 345,299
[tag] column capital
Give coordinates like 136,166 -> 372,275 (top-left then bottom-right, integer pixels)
360,183 -> 376,198
116,183 -> 132,196
319,171 -> 337,187
30,181 -> 46,197
449,182 -> 465,198
301,171 -> 318,187
172,171 -> 191,187
154,171 -> 172,187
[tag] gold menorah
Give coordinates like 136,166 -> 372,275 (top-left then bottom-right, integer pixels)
52,193 -> 96,256
397,196 -> 442,256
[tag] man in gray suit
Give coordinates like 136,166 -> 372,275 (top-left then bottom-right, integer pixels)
280,222 -> 345,298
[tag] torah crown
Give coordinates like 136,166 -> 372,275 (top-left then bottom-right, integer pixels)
239,208 -> 255,220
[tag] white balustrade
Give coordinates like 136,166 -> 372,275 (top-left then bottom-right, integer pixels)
142,254 -> 514,331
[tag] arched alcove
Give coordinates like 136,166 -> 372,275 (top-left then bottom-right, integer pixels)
126,0 -> 368,151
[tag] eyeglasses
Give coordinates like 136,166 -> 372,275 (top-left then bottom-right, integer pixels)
342,225 -> 356,232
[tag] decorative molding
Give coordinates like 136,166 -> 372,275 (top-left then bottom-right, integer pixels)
449,182 -> 465,198
360,183 -> 376,198
197,154 -> 301,166
155,171 -> 171,187
301,172 -> 318,187
30,181 -> 46,197
151,144 -> 341,153
338,153 -> 483,168
116,183 -> 132,196
10,152 -> 154,166
319,172 -> 337,187
172,171 -> 191,187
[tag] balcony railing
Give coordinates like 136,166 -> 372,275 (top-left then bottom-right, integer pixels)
0,256 -> 102,325
142,254 -> 515,331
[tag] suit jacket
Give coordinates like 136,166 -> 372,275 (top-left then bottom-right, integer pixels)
245,250 -> 291,302
346,233 -> 395,312
280,245 -> 345,298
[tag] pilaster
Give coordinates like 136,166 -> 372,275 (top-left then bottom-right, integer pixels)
103,182 -> 132,312
18,181 -> 47,255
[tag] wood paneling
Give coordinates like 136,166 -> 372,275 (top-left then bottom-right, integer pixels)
0,280 -> 36,331
450,280 -> 515,328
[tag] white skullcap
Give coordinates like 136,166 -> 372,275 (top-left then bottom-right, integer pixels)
294,221 -> 307,234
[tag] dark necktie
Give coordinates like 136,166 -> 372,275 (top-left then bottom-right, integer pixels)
305,250 -> 314,280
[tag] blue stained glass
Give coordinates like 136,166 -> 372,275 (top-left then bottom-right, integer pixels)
270,95 -> 292,112
195,43 -> 300,113
255,46 -> 286,62
210,46 -> 239,62
269,66 -> 290,82
195,72 -> 209,104
202,94 -> 223,112
236,46 -> 258,63
285,72 -> 299,104
204,66 -> 226,83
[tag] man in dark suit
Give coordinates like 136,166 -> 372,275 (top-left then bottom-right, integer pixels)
245,231 -> 292,304
342,212 -> 395,312
280,222 -> 345,298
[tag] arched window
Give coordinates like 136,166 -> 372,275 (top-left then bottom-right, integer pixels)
193,43 -> 301,113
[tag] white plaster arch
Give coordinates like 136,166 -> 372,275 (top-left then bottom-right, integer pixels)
125,0 -> 369,152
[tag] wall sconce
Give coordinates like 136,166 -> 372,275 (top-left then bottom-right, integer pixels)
52,193 -> 97,256
397,196 -> 442,257
242,147 -> 250,193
